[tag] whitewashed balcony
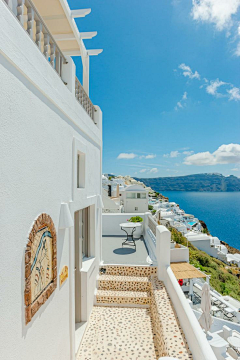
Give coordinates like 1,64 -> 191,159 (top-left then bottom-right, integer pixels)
2,0 -> 97,123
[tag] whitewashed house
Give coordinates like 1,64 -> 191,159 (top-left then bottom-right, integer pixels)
0,0 -> 102,359
119,184 -> 148,213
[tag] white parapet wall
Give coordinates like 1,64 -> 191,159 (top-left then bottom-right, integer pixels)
156,225 -> 217,360
170,245 -> 189,263
102,213 -> 145,236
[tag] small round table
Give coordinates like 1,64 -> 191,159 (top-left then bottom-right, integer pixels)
119,222 -> 142,248
227,336 -> 240,353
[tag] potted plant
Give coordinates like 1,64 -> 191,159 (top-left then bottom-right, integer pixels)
127,216 -> 143,238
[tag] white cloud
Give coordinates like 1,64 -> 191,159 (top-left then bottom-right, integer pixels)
227,87 -> 240,101
149,168 -> 158,173
117,153 -> 137,159
175,92 -> 188,110
164,151 -> 180,158
235,42 -> 240,56
177,101 -> 183,108
232,167 -> 239,171
179,63 -> 200,79
139,154 -> 156,159
139,169 -> 147,173
206,79 -> 226,96
183,150 -> 194,155
184,143 -> 240,165
191,0 -> 240,31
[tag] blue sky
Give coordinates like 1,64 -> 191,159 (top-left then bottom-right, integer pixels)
70,0 -> 240,178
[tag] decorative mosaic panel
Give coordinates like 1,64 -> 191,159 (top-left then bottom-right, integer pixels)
25,213 -> 57,324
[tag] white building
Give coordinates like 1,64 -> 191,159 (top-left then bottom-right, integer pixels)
120,184 -> 148,213
185,232 -> 230,261
0,1 -> 220,359
0,1 -> 102,359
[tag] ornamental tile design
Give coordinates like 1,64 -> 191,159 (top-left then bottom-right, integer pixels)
100,265 -> 157,277
76,306 -> 158,360
98,275 -> 150,292
25,213 -> 57,324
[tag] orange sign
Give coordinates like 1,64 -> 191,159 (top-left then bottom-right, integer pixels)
60,266 -> 68,286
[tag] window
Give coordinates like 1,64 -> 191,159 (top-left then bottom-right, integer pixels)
136,193 -> 146,199
126,192 -> 136,199
75,208 -> 89,260
77,151 -> 85,188
135,207 -> 138,211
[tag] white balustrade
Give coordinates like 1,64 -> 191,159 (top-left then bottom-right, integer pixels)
4,0 -> 66,80
3,0 -> 97,124
75,77 -> 96,122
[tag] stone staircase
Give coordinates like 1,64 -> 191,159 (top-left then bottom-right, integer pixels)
77,265 -> 194,360
95,265 -> 157,307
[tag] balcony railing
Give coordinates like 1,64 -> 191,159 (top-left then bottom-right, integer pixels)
148,214 -> 158,237
3,0 -> 67,80
75,77 -> 96,122
3,0 -> 97,124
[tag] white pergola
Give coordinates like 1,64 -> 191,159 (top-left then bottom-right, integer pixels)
33,0 -> 103,95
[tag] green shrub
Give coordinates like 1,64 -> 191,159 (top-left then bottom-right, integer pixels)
128,216 -> 143,223
148,205 -> 153,210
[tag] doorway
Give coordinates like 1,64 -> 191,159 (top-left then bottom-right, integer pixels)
74,207 -> 89,355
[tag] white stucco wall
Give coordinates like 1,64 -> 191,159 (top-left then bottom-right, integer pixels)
124,199 -> 148,213
170,246 -> 189,263
0,3 -> 102,360
188,239 -> 222,259
102,213 -> 145,236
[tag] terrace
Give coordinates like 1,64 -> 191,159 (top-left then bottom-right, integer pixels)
77,213 -> 217,359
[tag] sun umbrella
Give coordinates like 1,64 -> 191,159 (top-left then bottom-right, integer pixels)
199,282 -> 213,333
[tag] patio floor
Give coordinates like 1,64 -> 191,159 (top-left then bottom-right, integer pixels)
76,306 -> 158,360
102,236 -> 150,265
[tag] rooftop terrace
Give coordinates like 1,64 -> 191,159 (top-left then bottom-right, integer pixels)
102,236 -> 150,265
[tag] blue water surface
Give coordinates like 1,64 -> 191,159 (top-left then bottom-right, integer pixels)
159,191 -> 240,249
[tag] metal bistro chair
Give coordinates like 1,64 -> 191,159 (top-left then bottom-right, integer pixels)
224,311 -> 234,321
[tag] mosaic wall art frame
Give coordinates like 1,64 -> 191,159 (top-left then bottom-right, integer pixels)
25,213 -> 57,324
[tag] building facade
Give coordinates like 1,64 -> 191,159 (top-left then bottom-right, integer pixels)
0,0 -> 102,359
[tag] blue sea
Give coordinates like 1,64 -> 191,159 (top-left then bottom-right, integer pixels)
159,191 -> 240,250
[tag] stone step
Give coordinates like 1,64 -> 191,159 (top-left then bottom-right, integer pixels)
98,274 -> 150,291
99,265 -> 157,277
96,289 -> 151,306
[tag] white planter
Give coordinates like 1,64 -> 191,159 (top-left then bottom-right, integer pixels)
133,222 -> 143,239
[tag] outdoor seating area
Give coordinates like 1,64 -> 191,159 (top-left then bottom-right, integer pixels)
208,326 -> 240,360
191,283 -> 240,324
102,236 -> 150,265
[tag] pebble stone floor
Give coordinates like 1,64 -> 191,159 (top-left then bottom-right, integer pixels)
77,306 -> 159,360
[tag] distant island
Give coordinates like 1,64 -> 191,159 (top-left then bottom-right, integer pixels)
134,173 -> 240,192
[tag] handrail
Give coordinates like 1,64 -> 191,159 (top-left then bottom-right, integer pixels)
3,0 -> 67,80
148,214 -> 158,237
75,77 -> 96,122
3,0 -> 98,124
